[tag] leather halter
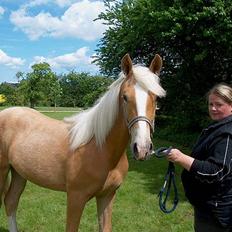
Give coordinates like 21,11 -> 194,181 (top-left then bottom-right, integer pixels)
122,98 -> 154,134
127,116 -> 154,133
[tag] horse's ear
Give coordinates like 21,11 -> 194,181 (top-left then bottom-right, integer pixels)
121,53 -> 133,75
149,54 -> 162,75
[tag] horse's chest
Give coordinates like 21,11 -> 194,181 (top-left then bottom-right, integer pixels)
100,166 -> 127,194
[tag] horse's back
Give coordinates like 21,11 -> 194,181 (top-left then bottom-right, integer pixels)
0,107 -> 70,191
0,107 -> 67,147
0,106 -> 59,127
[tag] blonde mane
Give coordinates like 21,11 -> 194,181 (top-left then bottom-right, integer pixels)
65,66 -> 166,150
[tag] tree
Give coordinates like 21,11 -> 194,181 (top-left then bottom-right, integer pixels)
43,72 -> 62,108
0,82 -> 22,106
59,72 -> 87,107
81,76 -> 114,107
18,63 -> 61,108
59,72 -> 113,107
95,0 -> 232,131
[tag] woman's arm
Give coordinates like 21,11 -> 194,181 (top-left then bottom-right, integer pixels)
167,134 -> 232,183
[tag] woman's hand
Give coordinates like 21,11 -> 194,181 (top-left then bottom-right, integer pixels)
167,148 -> 183,163
167,148 -> 195,171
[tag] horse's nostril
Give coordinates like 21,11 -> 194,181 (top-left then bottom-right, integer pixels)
133,143 -> 138,154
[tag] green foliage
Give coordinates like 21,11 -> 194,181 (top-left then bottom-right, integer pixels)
3,66 -> 113,109
59,72 -> 113,107
95,0 -> 232,132
0,82 -> 23,106
17,63 -> 62,108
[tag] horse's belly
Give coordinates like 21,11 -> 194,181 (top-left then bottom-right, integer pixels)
11,154 -> 67,191
9,137 -> 68,191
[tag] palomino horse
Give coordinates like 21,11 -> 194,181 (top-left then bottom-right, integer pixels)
0,54 -> 166,232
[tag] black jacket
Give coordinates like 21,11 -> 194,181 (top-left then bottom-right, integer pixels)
181,115 -> 232,227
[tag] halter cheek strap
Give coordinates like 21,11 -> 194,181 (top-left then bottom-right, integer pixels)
127,116 -> 154,133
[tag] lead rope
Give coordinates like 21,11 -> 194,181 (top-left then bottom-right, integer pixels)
153,147 -> 179,213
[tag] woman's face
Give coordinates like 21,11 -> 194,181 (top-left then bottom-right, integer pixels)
208,93 -> 232,121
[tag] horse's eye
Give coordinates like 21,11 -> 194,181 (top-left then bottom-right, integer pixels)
123,94 -> 128,102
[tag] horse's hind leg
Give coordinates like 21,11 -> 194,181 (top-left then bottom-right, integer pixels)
4,168 -> 27,232
0,151 -> 10,209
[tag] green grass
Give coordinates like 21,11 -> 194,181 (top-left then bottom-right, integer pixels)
0,111 -> 194,232
42,111 -> 79,120
34,106 -> 81,112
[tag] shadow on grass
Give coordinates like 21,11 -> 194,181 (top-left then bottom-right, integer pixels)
0,227 -> 8,232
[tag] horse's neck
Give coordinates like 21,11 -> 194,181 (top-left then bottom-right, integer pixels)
105,107 -> 129,158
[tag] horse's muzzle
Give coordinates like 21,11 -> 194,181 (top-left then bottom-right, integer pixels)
131,142 -> 153,161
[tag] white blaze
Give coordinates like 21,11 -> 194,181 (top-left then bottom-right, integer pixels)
132,83 -> 150,144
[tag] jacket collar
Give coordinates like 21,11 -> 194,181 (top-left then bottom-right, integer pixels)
207,114 -> 232,131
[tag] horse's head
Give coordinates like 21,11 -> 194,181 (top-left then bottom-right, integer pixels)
120,54 -> 166,161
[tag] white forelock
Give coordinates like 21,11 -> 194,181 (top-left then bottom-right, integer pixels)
132,65 -> 166,97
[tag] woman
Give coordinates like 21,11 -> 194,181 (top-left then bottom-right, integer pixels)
167,83 -> 232,232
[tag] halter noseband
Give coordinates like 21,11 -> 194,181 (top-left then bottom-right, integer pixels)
127,116 -> 154,133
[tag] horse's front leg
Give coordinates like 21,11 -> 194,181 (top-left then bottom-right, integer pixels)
66,190 -> 87,232
96,191 -> 116,232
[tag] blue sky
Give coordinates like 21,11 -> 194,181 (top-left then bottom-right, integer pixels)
0,0 -> 107,83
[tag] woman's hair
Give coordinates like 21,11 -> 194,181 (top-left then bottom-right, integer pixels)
207,83 -> 232,104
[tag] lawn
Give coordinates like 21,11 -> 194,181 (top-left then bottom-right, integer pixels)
0,110 -> 194,232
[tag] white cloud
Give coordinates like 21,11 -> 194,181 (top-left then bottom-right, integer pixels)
0,49 -> 25,68
24,0 -> 51,8
10,0 -> 107,41
32,47 -> 98,72
10,8 -> 61,40
55,0 -> 72,7
0,6 -> 5,17
24,0 -> 75,8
